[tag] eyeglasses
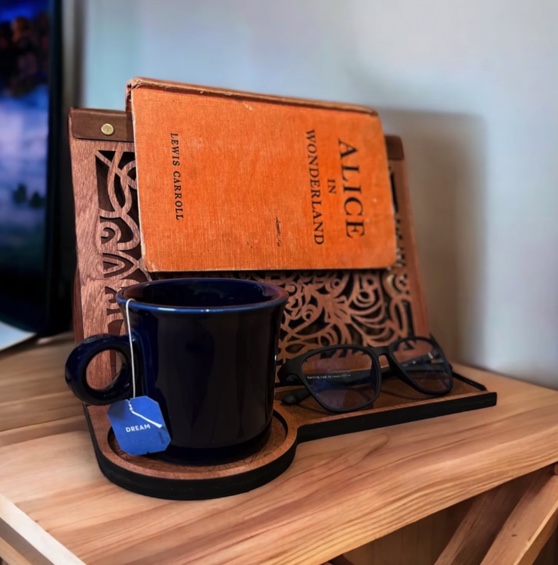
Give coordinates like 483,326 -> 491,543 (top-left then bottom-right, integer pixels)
276,336 -> 453,414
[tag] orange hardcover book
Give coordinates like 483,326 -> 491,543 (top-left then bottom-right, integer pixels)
127,78 -> 396,272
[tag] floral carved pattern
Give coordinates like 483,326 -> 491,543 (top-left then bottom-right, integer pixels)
95,149 -> 151,337
95,151 -> 414,364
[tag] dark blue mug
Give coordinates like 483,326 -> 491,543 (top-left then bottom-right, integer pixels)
65,278 -> 288,463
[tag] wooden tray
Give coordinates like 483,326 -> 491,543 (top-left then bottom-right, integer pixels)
68,105 -> 497,500
85,373 -> 495,500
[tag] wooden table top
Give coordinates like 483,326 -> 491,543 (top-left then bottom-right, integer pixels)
1,335 -> 558,565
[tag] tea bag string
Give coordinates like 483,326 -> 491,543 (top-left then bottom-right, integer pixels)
124,298 -> 164,428
125,298 -> 137,399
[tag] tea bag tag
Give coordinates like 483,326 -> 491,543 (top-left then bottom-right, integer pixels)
108,396 -> 171,456
107,299 -> 171,456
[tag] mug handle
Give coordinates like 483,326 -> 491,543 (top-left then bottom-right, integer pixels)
65,334 -> 133,405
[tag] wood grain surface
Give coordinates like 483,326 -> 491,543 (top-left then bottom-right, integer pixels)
1,337 -> 558,564
0,334 -> 83,445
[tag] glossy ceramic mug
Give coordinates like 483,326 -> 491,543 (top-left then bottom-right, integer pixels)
65,278 -> 288,463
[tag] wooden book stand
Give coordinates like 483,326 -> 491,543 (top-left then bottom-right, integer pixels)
68,108 -> 495,499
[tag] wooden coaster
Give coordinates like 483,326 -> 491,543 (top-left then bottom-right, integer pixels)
85,373 -> 496,500
85,406 -> 297,500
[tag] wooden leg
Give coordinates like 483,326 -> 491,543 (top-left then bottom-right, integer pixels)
0,520 -> 51,565
481,467 -> 558,565
434,472 -> 533,565
435,466 -> 558,565
344,500 -> 469,565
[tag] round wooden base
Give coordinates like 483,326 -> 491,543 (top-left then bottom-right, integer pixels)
85,407 -> 298,500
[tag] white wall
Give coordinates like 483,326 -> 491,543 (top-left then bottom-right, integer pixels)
80,0 -> 558,387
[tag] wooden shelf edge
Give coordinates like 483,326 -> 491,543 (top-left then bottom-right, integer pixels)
0,494 -> 83,565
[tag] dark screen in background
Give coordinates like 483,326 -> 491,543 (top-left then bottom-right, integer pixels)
0,0 -> 53,331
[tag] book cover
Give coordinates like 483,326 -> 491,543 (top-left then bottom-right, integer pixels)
128,78 -> 396,272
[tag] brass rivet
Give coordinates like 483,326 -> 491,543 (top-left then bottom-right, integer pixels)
101,123 -> 115,136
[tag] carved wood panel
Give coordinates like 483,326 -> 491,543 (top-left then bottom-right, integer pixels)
69,110 -> 428,388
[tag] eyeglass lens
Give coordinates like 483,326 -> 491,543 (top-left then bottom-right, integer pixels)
390,337 -> 452,393
301,347 -> 378,411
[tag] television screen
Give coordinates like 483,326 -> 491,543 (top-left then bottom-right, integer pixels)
0,0 -> 66,335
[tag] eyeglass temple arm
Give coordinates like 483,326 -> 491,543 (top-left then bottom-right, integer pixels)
399,351 -> 452,367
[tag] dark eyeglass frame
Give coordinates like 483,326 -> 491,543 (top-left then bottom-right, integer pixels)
276,335 -> 453,414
